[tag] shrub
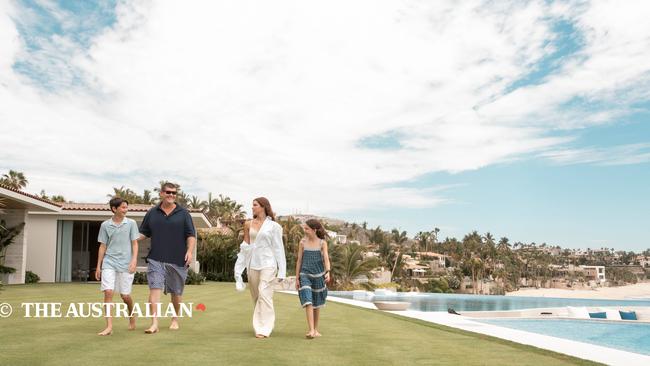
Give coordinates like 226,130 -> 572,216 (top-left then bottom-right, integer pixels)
204,272 -> 234,282
185,269 -> 205,285
25,270 -> 40,283
444,275 -> 461,290
133,271 -> 148,284
427,277 -> 453,293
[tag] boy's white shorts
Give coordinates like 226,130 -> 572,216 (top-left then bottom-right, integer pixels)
101,268 -> 135,295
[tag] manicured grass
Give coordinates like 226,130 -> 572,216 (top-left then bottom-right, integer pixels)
0,282 -> 600,366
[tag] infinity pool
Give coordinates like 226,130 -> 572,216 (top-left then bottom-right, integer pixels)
328,291 -> 650,312
476,318 -> 650,355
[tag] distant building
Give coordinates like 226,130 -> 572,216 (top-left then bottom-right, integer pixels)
635,255 -> 650,268
415,251 -> 447,269
580,265 -> 606,283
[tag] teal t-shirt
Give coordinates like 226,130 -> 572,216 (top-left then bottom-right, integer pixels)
97,217 -> 139,272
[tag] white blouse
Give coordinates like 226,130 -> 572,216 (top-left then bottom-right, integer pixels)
234,218 -> 286,290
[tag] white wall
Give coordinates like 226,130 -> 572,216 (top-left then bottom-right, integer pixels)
25,214 -> 58,283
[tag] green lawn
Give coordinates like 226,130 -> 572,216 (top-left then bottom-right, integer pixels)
0,282 -> 599,366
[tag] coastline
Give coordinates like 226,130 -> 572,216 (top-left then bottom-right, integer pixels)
506,282 -> 650,300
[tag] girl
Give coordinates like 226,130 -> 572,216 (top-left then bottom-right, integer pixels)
295,219 -> 331,339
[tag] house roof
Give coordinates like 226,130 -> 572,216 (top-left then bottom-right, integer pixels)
0,183 -> 62,211
51,202 -> 211,228
61,202 -> 205,213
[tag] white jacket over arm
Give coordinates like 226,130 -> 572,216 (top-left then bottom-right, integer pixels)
234,241 -> 252,291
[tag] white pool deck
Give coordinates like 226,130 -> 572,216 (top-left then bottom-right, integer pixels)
282,291 -> 650,366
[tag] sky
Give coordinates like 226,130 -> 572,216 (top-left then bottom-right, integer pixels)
0,0 -> 649,251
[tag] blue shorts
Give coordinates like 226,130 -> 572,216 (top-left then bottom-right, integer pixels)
147,258 -> 188,295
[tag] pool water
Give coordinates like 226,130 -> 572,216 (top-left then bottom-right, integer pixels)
475,318 -> 650,355
329,291 -> 650,312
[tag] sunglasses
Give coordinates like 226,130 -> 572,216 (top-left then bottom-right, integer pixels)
164,191 -> 177,195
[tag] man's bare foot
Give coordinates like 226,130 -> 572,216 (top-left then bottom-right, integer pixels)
144,326 -> 158,334
305,331 -> 315,339
169,321 -> 179,330
97,327 -> 112,336
128,318 -> 136,330
255,334 -> 267,339
314,331 -> 322,337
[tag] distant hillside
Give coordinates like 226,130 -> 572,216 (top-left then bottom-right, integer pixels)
278,214 -> 347,227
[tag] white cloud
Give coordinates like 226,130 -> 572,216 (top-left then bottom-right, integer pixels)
1,0 -> 649,217
541,143 -> 650,166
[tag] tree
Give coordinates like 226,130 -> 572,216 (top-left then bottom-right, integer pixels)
391,229 -> 408,246
0,220 -> 25,274
431,227 -> 440,252
0,170 -> 28,190
188,195 -> 207,211
415,231 -> 430,253
497,237 -> 511,253
279,216 -> 303,275
388,250 -> 405,282
39,190 -> 66,203
141,190 -> 156,204
369,226 -> 385,245
331,243 -> 379,290
205,193 -> 245,225
378,241 -> 392,266
197,231 -> 239,280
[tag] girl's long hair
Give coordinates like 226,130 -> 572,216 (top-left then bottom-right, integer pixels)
306,219 -> 328,240
253,197 -> 276,221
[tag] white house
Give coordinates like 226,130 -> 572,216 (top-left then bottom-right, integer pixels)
1,184 -> 211,284
1,184 -> 62,284
580,265 -> 606,283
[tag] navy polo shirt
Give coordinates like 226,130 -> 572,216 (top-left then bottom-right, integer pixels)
139,204 -> 196,267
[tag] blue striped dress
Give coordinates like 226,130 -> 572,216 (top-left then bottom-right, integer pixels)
298,240 -> 328,308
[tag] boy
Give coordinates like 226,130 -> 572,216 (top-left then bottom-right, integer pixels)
95,197 -> 139,335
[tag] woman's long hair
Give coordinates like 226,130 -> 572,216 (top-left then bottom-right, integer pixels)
253,197 -> 276,221
306,219 -> 328,240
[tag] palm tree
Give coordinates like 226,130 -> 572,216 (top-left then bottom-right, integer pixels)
469,256 -> 483,294
497,237 -> 511,253
108,186 -> 126,198
50,195 -> 66,203
205,193 -> 245,224
415,231 -> 430,253
431,227 -> 440,251
369,226 -> 384,245
1,220 -> 26,273
391,229 -> 408,246
378,241 -> 392,266
141,190 -> 156,204
279,216 -> 303,274
188,196 -> 207,211
331,243 -> 379,289
0,170 -> 28,190
389,250 -> 405,282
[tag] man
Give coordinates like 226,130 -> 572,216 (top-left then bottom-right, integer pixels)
95,197 -> 139,336
139,182 -> 196,333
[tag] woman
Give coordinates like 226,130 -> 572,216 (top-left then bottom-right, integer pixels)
295,219 -> 331,339
241,197 -> 286,338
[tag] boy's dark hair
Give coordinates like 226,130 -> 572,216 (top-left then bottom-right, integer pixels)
109,197 -> 128,213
